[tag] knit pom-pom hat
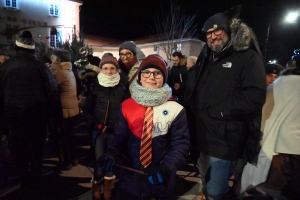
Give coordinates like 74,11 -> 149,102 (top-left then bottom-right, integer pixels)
99,53 -> 119,69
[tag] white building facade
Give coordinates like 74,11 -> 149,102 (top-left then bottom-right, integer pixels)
0,0 -> 82,50
86,35 -> 205,63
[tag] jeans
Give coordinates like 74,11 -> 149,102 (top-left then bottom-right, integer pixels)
94,132 -> 113,161
198,152 -> 236,200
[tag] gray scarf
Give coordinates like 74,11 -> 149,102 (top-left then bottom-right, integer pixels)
131,80 -> 172,107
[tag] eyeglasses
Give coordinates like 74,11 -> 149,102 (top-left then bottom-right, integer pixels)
205,28 -> 224,39
119,52 -> 133,58
141,70 -> 162,79
101,68 -> 117,72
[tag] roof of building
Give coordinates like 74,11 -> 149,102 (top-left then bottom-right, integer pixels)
84,34 -> 202,48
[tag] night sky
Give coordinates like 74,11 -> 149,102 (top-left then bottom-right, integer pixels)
80,0 -> 300,65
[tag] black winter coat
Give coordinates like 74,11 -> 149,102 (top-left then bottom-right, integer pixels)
167,65 -> 188,104
0,51 -> 61,120
186,45 -> 266,161
83,80 -> 126,133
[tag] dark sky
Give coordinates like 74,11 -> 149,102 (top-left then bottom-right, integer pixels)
80,0 -> 300,65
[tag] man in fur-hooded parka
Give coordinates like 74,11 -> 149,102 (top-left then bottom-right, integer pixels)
185,10 -> 266,199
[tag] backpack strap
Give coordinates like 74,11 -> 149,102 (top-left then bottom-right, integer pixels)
128,70 -> 139,86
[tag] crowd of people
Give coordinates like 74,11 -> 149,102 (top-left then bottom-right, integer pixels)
0,6 -> 300,200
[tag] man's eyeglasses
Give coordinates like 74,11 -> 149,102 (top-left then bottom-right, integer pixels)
141,70 -> 162,79
205,28 -> 224,39
119,52 -> 133,58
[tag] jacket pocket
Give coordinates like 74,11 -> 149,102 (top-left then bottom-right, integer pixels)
224,120 -> 246,148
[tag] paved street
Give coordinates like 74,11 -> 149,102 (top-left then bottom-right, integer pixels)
0,120 -> 203,200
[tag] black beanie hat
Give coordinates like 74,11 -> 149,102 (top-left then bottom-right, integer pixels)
203,13 -> 230,37
15,31 -> 35,49
265,63 -> 284,75
137,54 -> 167,84
119,41 -> 137,56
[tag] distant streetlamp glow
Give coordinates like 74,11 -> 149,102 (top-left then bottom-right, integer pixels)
285,11 -> 299,23
264,11 -> 299,63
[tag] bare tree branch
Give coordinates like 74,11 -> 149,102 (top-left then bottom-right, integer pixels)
152,0 -> 198,62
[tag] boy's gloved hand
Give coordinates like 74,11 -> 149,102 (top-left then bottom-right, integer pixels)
147,162 -> 171,185
96,150 -> 119,175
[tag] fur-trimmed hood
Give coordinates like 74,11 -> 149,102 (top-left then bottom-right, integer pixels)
85,64 -> 100,73
230,18 -> 262,57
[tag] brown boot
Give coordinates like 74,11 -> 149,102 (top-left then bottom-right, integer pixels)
92,181 -> 101,200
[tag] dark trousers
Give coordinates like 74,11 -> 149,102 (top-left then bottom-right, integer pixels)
94,131 -> 114,161
52,116 -> 78,165
185,106 -> 198,164
60,116 -> 78,165
8,109 -> 48,190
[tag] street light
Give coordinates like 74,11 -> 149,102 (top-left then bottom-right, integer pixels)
285,11 -> 299,23
264,11 -> 299,63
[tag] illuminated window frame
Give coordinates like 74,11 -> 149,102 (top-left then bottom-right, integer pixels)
49,31 -> 61,48
49,4 -> 59,17
49,34 -> 56,48
4,0 -> 17,8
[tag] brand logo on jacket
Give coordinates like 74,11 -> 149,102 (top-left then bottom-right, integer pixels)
162,110 -> 169,116
222,62 -> 232,68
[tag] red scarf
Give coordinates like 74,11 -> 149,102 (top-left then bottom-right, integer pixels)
118,56 -> 138,74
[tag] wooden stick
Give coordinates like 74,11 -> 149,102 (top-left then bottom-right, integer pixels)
115,164 -> 146,175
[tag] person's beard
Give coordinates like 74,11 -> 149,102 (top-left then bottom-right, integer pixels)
208,34 -> 229,53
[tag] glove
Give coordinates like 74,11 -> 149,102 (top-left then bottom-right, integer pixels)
147,162 -> 171,185
96,150 -> 120,176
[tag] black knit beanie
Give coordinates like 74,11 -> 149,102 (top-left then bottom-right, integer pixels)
15,31 -> 35,50
202,13 -> 231,37
265,63 -> 284,75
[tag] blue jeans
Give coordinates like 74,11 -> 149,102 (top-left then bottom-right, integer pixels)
94,132 -> 113,161
197,152 -> 236,200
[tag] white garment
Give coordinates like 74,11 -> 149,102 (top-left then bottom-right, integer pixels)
241,75 -> 300,193
97,72 -> 120,87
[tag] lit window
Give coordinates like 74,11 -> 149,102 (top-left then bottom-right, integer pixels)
176,43 -> 182,51
154,45 -> 159,54
49,31 -> 61,48
49,4 -> 59,17
56,31 -> 62,47
49,34 -> 55,48
5,0 -> 17,8
54,5 -> 58,16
